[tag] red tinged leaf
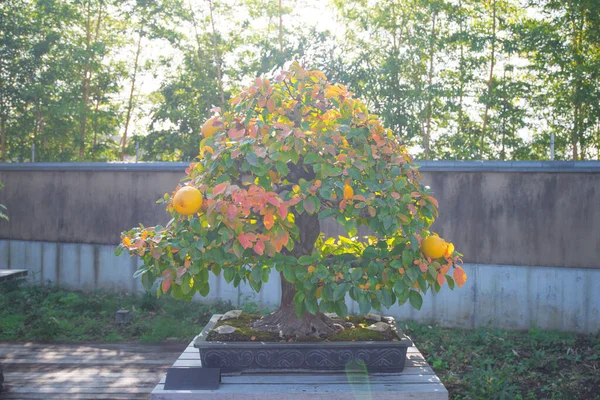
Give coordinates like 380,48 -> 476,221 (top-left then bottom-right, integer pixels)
213,182 -> 229,196
257,95 -> 266,108
237,233 -> 252,249
304,198 -> 316,214
254,240 -> 265,255
264,211 -> 275,230
227,128 -> 245,140
265,194 -> 281,207
226,205 -> 238,220
367,206 -> 376,217
391,192 -> 401,200
352,195 -> 366,201
278,204 -> 288,219
411,192 -> 421,198
177,266 -> 187,277
266,98 -> 275,113
419,262 -> 428,273
161,276 -> 173,294
437,273 -> 446,286
286,196 -> 301,207
427,195 -> 439,208
454,266 -> 467,287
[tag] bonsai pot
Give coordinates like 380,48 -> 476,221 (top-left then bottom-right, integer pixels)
194,314 -> 413,373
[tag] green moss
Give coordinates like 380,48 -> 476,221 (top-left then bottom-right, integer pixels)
207,313 -> 396,342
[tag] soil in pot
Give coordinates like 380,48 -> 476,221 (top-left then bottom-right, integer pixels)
206,314 -> 400,343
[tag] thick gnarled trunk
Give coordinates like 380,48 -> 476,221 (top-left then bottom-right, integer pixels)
253,211 -> 337,337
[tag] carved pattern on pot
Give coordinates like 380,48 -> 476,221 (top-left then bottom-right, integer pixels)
202,350 -> 254,367
255,350 -> 304,368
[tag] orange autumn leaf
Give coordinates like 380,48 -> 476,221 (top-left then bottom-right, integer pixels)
254,240 -> 265,255
161,276 -> 173,294
307,265 -> 316,273
437,273 -> 446,286
213,182 -> 229,196
454,266 -> 467,287
343,184 -> 354,199
264,211 -> 275,230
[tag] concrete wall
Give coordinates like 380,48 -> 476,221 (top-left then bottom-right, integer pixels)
1,239 -> 598,333
1,162 -> 599,333
1,162 -> 599,267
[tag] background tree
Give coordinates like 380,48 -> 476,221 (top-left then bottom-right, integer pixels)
118,63 -> 466,336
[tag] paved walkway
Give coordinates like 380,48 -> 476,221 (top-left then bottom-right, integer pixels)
0,342 -> 187,399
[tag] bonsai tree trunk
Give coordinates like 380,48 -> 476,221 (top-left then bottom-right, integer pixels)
253,211 -> 337,337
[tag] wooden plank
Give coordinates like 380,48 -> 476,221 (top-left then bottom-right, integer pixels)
0,342 -> 187,353
0,393 -> 149,400
4,376 -> 160,389
157,373 -> 441,385
0,352 -> 183,361
0,269 -> 28,282
1,359 -> 174,366
4,387 -> 154,394
151,382 -> 448,400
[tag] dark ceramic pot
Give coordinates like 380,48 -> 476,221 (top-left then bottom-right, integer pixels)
194,314 -> 412,374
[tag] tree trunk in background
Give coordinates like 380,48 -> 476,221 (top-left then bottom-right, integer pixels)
278,0 -> 283,54
424,12 -> 437,160
1,117 -> 5,162
481,0 -> 496,159
208,0 -> 225,108
458,0 -> 464,140
121,30 -> 143,161
79,0 -> 93,160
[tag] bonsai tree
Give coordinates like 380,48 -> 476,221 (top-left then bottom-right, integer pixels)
118,62 -> 466,337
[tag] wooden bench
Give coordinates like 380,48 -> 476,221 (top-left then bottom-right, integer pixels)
0,269 -> 28,283
151,336 -> 448,399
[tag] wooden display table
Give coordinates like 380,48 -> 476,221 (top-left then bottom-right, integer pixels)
151,338 -> 448,400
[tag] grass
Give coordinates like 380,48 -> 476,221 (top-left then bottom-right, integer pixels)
1,281 -> 598,398
0,280 -> 238,342
403,322 -> 600,400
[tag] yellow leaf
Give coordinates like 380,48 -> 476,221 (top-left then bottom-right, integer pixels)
343,184 -> 354,200
307,265 -> 316,273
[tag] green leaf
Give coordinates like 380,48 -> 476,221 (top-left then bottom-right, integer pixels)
275,161 -> 289,175
246,152 -> 259,166
446,275 -> 455,290
223,268 -> 235,283
402,249 -> 413,267
334,301 -> 348,317
305,296 -> 318,315
394,279 -> 405,294
251,266 -> 263,283
294,292 -> 306,317
283,264 -> 296,283
318,208 -> 337,220
418,276 -> 427,293
303,152 -> 321,164
380,290 -> 393,308
333,282 -> 348,301
409,290 -> 423,310
198,282 -> 210,297
358,296 -> 371,315
190,218 -> 202,234
363,246 -> 378,259
297,255 -> 313,265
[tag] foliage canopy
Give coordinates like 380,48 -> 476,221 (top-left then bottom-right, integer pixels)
118,63 -> 465,318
